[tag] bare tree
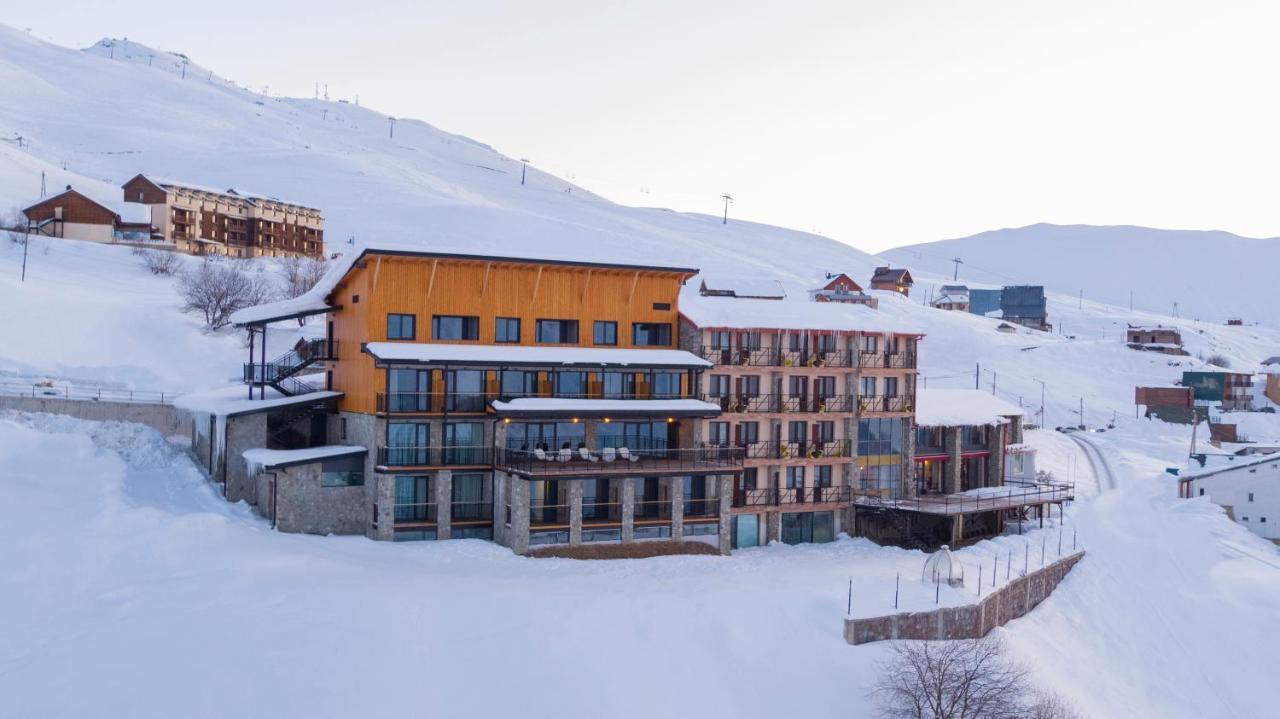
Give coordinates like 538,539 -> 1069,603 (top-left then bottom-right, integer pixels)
871,636 -> 1077,719
1204,353 -> 1231,369
137,247 -> 181,276
4,205 -> 27,244
177,258 -> 274,330
277,255 -> 328,299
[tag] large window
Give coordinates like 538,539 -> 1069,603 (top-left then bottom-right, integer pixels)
321,455 -> 365,487
500,370 -> 536,398
596,420 -> 667,452
536,319 -> 579,344
682,476 -> 717,517
387,422 -> 430,465
814,465 -> 833,487
451,473 -> 492,521
446,369 -> 484,412
650,371 -> 682,398
443,422 -> 486,464
708,374 -> 731,396
781,511 -> 835,545
432,315 -> 479,341
388,368 -> 430,411
386,313 -> 416,340
601,371 -> 635,398
632,322 -> 672,347
785,466 -> 805,488
860,377 -> 877,397
554,371 -> 586,397
736,421 -> 759,446
593,320 -> 617,346
858,418 -> 904,457
495,317 -> 520,343
394,475 -> 434,522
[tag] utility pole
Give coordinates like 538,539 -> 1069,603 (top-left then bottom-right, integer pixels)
40,171 -> 46,197
991,372 -> 997,396
1079,397 -> 1085,429
1078,289 -> 1083,310
20,220 -> 30,282
1036,379 -> 1047,428
951,257 -> 963,281
975,363 -> 980,390
181,58 -> 188,79
721,193 -> 734,224
520,158 -> 530,185
388,117 -> 396,139
1129,290 -> 1134,312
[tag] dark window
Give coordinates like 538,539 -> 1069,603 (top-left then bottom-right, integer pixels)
495,317 -> 521,343
352,294 -> 360,304
737,421 -> 759,446
386,313 -> 416,340
708,374 -> 731,396
554,371 -> 587,397
652,302 -> 672,311
601,371 -> 635,398
432,315 -> 480,341
536,319 -> 579,344
321,455 -> 365,487
593,320 -> 618,346
708,421 -> 730,445
650,371 -> 682,398
815,465 -> 833,487
632,323 -> 672,346
500,370 -> 536,398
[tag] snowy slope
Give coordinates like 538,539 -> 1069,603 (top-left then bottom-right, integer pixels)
882,223 -> 1280,327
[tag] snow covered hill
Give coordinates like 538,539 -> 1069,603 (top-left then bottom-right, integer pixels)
882,223 -> 1280,327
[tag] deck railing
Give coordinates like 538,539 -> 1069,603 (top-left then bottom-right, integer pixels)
376,445 -> 494,468
853,482 -> 1074,514
744,440 -> 851,460
732,485 -> 852,507
495,444 -> 742,477
697,346 -> 858,368
857,395 -> 914,413
702,393 -> 854,414
393,501 -> 438,524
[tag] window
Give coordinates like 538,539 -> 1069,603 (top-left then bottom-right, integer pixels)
883,377 -> 899,397
536,319 -> 579,344
740,467 -> 759,491
388,368 -> 431,411
446,370 -> 484,412
858,418 -> 905,457
738,331 -> 762,350
861,335 -> 878,353
321,455 -> 365,487
788,421 -> 807,443
1248,492 -> 1254,502
554,371 -> 586,397
593,320 -> 618,345
708,421 -> 730,445
815,421 -> 835,442
860,377 -> 877,397
599,371 -> 635,398
451,473 -> 492,521
500,370 -> 536,398
740,375 -> 761,397
495,317 -> 520,343
1199,488 -> 1204,496
386,313 -> 416,340
632,322 -> 672,347
444,423 -> 486,465
786,466 -> 805,487
709,331 -> 731,350
815,465 -> 833,487
736,421 -> 759,446
652,302 -> 672,311
394,475 -> 434,522
432,315 -> 479,341
650,371 -> 682,398
708,374 -> 731,396
387,422 -> 430,465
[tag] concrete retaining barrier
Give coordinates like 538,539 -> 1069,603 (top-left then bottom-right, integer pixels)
844,550 -> 1085,645
0,395 -> 183,436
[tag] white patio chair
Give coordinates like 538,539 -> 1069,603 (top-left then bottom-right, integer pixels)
579,447 -> 598,462
602,447 -> 617,462
619,447 -> 641,462
557,448 -> 572,463
534,448 -> 549,462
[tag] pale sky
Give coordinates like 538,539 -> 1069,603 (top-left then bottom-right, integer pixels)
8,0 -> 1280,252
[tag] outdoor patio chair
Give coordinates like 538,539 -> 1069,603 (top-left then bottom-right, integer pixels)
602,447 -> 617,462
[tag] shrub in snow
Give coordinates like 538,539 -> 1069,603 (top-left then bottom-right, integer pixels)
138,247 -> 181,276
178,258 -> 274,330
1204,353 -> 1231,369
871,636 -> 1079,719
278,255 -> 328,300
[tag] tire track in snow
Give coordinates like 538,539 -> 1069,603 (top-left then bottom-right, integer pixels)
1069,434 -> 1116,492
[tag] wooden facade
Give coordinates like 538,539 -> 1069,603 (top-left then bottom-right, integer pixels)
327,251 -> 697,415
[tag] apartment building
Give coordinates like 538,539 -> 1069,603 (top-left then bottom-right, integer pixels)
205,246 -> 742,555
121,174 -> 324,258
678,292 -> 922,548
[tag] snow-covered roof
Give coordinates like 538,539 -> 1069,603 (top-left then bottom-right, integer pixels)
1262,365 -> 1280,376
1262,356 -> 1280,366
242,445 -> 367,472
1179,452 -> 1280,481
697,274 -> 786,299
174,385 -> 341,417
490,398 -> 721,416
1004,443 -> 1034,454
365,342 -> 711,368
680,292 -> 921,334
915,389 -> 1025,427
141,174 -> 317,211
931,294 -> 968,306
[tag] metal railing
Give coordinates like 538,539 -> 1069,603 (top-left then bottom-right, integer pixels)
377,389 -> 706,412
376,446 -> 494,467
744,440 -> 851,460
244,338 -> 334,385
393,502 -> 437,524
633,499 -> 673,521
529,502 -> 571,527
702,394 -> 853,414
857,395 -> 914,413
858,352 -> 917,369
682,497 -> 720,518
451,501 -> 494,522
853,482 -> 1075,514
732,485 -> 853,507
0,380 -> 173,404
495,444 -> 743,476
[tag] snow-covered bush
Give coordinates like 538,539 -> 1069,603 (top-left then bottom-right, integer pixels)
138,247 -> 181,276
871,636 -> 1078,719
1204,353 -> 1231,369
177,258 -> 273,330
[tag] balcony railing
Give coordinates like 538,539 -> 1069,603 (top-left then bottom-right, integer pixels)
744,440 -> 851,460
376,389 -> 701,413
703,393 -> 853,414
697,346 -> 856,368
732,485 -> 852,507
682,497 -> 720,518
858,352 -> 918,369
495,444 -> 742,477
853,482 -> 1074,515
376,445 -> 494,468
451,500 -> 494,522
244,338 -> 334,385
857,395 -> 914,413
393,502 -> 437,524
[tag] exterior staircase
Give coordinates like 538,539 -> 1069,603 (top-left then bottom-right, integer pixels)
243,338 -> 333,396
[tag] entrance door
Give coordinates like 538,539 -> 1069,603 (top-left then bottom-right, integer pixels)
732,514 -> 760,549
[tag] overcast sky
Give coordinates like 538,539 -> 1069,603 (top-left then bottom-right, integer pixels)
9,0 -> 1280,252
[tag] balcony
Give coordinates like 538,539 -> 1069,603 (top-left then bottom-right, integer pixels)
857,395 -> 914,413
376,390 -> 699,415
702,393 -> 853,414
732,485 -> 852,508
393,501 -> 437,525
858,352 -> 917,370
495,444 -> 742,478
376,445 -> 494,468
698,346 -> 855,368
744,440 -> 851,461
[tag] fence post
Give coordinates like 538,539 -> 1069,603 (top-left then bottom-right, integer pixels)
847,577 -> 852,615
978,565 -> 983,596
1006,550 -> 1011,580
1041,537 -> 1046,566
1058,527 -> 1063,556
894,572 -> 900,610
1024,544 -> 1028,576
992,554 -> 997,587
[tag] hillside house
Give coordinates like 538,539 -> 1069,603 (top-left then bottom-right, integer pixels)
204,246 -> 740,555
1126,325 -> 1187,355
1182,370 -> 1254,411
968,288 -> 1003,317
931,285 -> 970,312
1135,385 -> 1200,424
1177,453 -> 1280,543
809,273 -> 877,308
121,174 -> 324,259
678,291 -> 922,548
1263,358 -> 1280,406
21,186 -> 154,244
869,266 -> 913,296
1001,285 -> 1050,331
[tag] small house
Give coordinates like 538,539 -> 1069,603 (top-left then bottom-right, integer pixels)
21,186 -> 153,244
1001,285 -> 1050,331
809,273 -> 877,308
931,285 -> 970,312
1262,357 -> 1280,405
1126,325 -> 1187,356
1177,453 -> 1280,543
697,275 -> 786,300
1181,370 -> 1254,411
869,266 -> 913,296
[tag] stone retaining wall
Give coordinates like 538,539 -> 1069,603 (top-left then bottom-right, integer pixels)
844,551 -> 1085,645
0,395 -> 182,436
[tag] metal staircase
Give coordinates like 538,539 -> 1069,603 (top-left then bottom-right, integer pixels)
243,338 -> 333,396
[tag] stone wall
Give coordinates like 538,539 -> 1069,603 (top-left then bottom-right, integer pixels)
224,412 -> 267,502
843,551 -> 1085,645
0,395 -> 182,435
262,462 -> 370,535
